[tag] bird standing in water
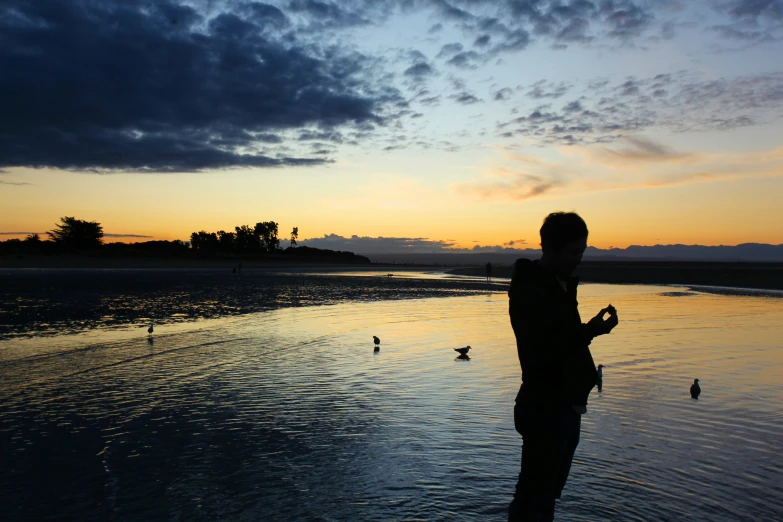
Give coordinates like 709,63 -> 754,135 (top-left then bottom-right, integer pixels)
595,364 -> 605,391
148,324 -> 154,336
690,379 -> 701,399
454,346 -> 471,356
373,336 -> 380,351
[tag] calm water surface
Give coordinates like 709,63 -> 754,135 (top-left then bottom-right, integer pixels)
1,282 -> 782,521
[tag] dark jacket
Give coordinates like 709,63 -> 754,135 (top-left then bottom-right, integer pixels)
508,258 -> 598,409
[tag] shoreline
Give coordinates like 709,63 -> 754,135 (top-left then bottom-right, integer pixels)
449,261 -> 783,291
0,269 -> 498,341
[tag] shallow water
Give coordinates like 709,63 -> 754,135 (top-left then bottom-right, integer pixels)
0,269 -> 497,339
1,283 -> 782,521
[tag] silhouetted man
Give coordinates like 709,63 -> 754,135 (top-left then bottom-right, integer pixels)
507,212 -> 618,521
486,262 -> 493,282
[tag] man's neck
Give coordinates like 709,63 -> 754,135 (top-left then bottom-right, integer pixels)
539,255 -> 563,279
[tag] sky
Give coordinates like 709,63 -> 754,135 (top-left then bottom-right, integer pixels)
2,0 -> 783,252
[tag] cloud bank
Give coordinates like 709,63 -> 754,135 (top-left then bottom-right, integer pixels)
0,0 -> 401,172
300,233 -> 528,253
3,1 -> 783,172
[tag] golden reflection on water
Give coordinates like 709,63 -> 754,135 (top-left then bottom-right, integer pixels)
1,284 -> 782,521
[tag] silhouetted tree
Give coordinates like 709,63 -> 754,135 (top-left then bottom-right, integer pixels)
203,231 -> 219,252
24,233 -> 41,243
235,225 -> 260,253
255,221 -> 280,253
190,231 -> 201,251
217,230 -> 235,252
291,227 -> 298,248
48,217 -> 103,249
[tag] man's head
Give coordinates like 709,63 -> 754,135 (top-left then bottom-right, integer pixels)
539,212 -> 589,278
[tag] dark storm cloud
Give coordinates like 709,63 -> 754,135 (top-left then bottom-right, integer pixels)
287,0 -> 371,27
473,34 -> 491,46
724,0 -> 783,20
0,0 -> 401,172
436,42 -> 464,57
556,18 -> 593,43
452,92 -> 482,104
711,25 -> 766,40
404,62 -> 436,79
705,0 -> 783,47
435,0 -> 475,21
437,0 -> 658,50
526,80 -> 572,99
446,51 -> 482,68
419,95 -> 442,105
5,0 -> 782,174
494,87 -> 514,101
599,0 -> 654,39
496,72 -> 783,145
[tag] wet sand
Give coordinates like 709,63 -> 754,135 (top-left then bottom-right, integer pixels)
0,269 -> 499,339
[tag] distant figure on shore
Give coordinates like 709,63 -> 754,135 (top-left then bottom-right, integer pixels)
387,273 -> 393,278
508,211 -> 619,521
595,364 -> 605,392
455,346 -> 471,356
373,336 -> 380,351
148,324 -> 154,336
486,262 -> 493,282
690,379 -> 701,399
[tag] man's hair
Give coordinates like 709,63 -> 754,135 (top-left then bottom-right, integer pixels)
540,212 -> 588,253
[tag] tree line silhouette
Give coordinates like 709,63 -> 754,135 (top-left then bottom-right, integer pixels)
189,221 -> 298,254
1,217 -> 368,263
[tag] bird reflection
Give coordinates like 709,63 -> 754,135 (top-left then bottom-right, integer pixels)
147,337 -> 154,347
455,354 -> 470,361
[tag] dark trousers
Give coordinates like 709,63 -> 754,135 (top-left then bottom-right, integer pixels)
508,403 -> 581,522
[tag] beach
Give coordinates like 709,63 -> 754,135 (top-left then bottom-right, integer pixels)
0,268 -> 498,340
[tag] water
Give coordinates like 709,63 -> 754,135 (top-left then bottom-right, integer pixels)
0,268 -> 494,339
1,281 -> 782,521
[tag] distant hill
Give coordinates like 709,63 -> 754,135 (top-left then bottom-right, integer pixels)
365,243 -> 783,265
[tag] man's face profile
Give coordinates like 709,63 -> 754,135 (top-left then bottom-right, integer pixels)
554,237 -> 587,278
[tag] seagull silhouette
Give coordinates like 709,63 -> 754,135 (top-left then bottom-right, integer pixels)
454,346 -> 471,356
148,324 -> 154,336
690,379 -> 701,399
373,336 -> 380,351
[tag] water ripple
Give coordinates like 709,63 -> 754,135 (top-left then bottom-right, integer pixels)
1,285 -> 782,520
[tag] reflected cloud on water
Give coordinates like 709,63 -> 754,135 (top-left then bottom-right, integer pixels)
1,284 -> 782,520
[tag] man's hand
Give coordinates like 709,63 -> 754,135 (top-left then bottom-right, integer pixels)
588,304 -> 619,336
